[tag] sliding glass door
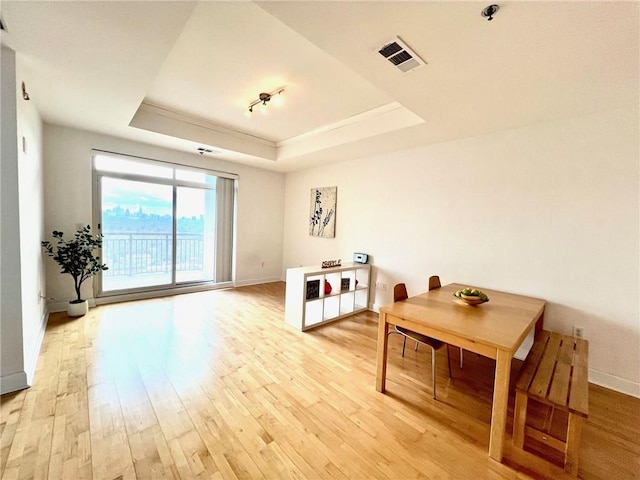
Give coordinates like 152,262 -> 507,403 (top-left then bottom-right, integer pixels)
101,177 -> 174,290
175,186 -> 215,283
93,152 -> 235,297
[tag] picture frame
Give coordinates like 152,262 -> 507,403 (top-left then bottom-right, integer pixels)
306,279 -> 320,299
309,186 -> 337,238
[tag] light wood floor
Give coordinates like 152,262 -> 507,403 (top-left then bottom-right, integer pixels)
1,283 -> 638,479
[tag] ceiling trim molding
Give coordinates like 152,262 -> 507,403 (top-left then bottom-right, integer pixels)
278,102 -> 408,147
135,102 -> 277,147
129,101 -> 425,164
276,102 -> 425,161
129,102 -> 277,161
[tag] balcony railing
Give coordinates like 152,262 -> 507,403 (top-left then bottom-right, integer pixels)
102,232 -> 204,277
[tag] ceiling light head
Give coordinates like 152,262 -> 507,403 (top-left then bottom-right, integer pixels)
247,87 -> 285,116
272,90 -> 283,107
481,4 -> 500,21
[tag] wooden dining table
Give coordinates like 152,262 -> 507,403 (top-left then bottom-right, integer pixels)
376,282 -> 546,462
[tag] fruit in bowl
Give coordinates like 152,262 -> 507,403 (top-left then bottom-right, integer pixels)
454,287 -> 489,305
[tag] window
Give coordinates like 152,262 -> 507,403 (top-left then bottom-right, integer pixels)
92,151 -> 236,298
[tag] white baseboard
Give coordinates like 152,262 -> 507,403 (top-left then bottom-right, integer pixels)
235,276 -> 284,287
0,308 -> 49,395
49,279 -> 286,311
24,309 -> 49,385
48,298 -> 97,313
47,280 -> 286,310
0,371 -> 28,395
589,369 -> 640,398
94,284 -> 230,307
48,301 -> 66,313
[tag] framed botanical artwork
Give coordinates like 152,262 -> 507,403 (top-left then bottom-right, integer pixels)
309,186 -> 336,238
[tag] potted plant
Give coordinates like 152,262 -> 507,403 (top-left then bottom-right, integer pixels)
41,225 -> 108,316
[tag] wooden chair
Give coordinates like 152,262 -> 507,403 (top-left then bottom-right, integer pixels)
427,275 -> 464,369
390,282 -> 451,399
427,274 -> 441,291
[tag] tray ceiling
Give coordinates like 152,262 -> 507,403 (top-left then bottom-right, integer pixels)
2,1 -> 638,172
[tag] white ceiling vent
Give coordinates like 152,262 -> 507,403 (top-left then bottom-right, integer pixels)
378,37 -> 425,73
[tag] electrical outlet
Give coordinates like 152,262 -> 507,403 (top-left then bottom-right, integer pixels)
381,283 -> 388,292
573,326 -> 585,339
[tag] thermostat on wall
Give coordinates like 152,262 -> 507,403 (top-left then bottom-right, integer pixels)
353,252 -> 368,264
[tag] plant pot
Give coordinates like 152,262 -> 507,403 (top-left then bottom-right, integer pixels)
67,300 -> 88,317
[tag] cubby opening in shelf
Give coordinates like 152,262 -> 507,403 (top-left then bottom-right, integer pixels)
304,300 -> 324,327
285,262 -> 371,331
340,291 -> 355,316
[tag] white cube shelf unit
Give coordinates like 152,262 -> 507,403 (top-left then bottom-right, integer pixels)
285,262 -> 371,331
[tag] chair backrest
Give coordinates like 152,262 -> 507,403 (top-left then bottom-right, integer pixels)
393,283 -> 408,302
428,275 -> 441,291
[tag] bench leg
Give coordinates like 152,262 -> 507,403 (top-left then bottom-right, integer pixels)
513,391 -> 528,449
564,413 -> 583,477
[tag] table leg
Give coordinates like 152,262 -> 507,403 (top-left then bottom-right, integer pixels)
489,348 -> 512,461
535,311 -> 545,333
376,311 -> 389,393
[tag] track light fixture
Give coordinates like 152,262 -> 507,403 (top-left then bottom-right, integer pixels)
246,87 -> 285,116
481,4 -> 499,21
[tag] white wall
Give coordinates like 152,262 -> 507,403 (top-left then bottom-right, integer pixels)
282,106 -> 640,397
16,58 -> 47,385
0,45 -> 26,393
42,125 -> 285,307
0,46 -> 47,394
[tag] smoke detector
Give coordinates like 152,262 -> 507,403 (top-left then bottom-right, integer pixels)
378,37 -> 426,73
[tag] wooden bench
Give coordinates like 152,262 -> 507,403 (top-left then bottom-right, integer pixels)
513,330 -> 589,477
